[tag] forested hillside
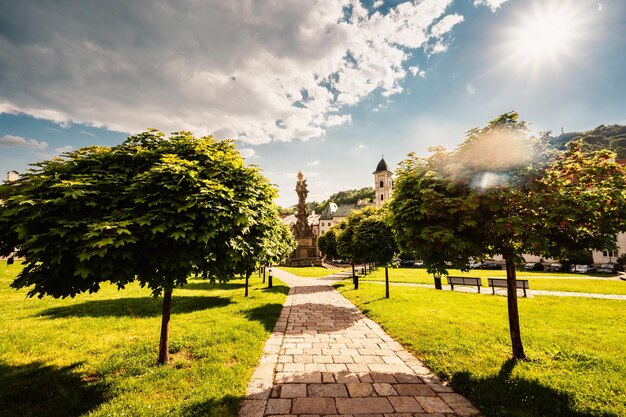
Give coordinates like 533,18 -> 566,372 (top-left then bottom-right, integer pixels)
280,187 -> 374,215
551,124 -> 626,157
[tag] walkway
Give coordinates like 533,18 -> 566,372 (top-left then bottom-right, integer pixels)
239,269 -> 480,417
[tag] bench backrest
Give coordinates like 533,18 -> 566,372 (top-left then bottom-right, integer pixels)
447,276 -> 482,286
488,278 -> 529,289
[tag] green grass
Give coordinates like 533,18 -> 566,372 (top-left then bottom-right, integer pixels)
358,267 -> 626,295
0,263 -> 288,417
278,266 -> 344,277
336,281 -> 626,417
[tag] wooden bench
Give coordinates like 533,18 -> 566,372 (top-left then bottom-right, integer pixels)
488,278 -> 529,297
446,276 -> 482,293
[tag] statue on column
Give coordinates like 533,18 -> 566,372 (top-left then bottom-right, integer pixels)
294,171 -> 313,238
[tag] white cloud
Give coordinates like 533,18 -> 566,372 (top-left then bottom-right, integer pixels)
55,145 -> 74,153
373,0 -> 384,8
355,144 -> 368,151
239,148 -> 256,158
430,14 -> 464,37
308,160 -> 320,166
0,0 -> 461,145
473,0 -> 510,12
0,134 -> 48,149
466,83 -> 476,94
79,130 -> 95,137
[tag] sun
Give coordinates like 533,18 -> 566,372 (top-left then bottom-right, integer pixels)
497,0 -> 594,77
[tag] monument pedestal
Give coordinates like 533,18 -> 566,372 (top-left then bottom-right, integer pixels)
286,237 -> 323,267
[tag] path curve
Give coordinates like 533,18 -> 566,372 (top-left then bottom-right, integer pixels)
239,268 -> 480,416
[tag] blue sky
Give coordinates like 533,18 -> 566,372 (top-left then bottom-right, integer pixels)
1,0 -> 624,206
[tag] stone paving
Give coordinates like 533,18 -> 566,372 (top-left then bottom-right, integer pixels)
239,269 -> 480,417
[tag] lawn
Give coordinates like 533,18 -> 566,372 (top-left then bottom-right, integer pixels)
278,266 -> 345,277
357,267 -> 626,295
336,281 -> 626,417
0,263 -> 288,417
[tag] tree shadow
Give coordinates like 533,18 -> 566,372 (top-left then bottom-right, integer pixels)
181,394 -> 241,417
450,359 -> 619,417
260,283 -> 290,295
244,303 -> 286,332
38,296 -> 232,319
0,361 -> 110,417
182,281 -> 246,291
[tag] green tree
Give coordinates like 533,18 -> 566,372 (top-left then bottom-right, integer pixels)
390,113 -> 626,359
317,229 -> 339,260
336,206 -> 377,288
353,209 -> 398,298
0,130 -> 285,364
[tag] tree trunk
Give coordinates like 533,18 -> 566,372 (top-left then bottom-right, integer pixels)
245,272 -> 250,297
505,256 -> 526,360
352,262 -> 356,287
158,290 -> 173,365
263,267 -> 266,283
385,266 -> 389,298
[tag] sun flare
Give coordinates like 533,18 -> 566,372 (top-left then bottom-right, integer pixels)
498,0 -> 594,76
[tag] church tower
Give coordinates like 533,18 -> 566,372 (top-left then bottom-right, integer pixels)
373,157 -> 393,208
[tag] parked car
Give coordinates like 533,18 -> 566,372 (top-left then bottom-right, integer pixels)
399,259 -> 416,267
597,263 -> 623,274
481,262 -> 503,270
546,262 -> 570,272
573,264 -> 597,274
524,262 -> 544,271
469,262 -> 483,269
414,261 -> 424,267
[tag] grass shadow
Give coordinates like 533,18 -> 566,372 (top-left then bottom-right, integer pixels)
38,296 -> 232,319
451,359 -> 619,417
244,303 -> 285,332
181,394 -> 241,417
0,361 -> 110,417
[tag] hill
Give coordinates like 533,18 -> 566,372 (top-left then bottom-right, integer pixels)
551,124 -> 626,157
280,186 -> 374,215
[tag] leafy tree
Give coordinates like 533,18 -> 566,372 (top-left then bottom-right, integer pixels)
317,229 -> 339,260
0,130 -> 286,364
353,209 -> 398,298
390,113 -> 626,359
336,206 -> 378,288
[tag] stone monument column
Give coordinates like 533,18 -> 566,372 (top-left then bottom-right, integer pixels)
286,172 -> 322,266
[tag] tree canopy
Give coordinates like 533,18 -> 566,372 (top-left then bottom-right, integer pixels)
389,112 -> 626,358
550,124 -> 626,158
0,130 -> 291,363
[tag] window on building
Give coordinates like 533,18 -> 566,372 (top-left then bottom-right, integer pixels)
380,194 -> 384,201
379,180 -> 384,188
603,250 -> 618,258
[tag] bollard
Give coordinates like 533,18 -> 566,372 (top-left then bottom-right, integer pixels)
268,269 -> 273,288
434,274 -> 442,290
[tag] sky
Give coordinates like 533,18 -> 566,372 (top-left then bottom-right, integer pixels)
1,0 -> 624,207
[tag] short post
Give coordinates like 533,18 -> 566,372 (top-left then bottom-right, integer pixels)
268,267 -> 273,289
263,266 -> 266,283
434,274 -> 442,290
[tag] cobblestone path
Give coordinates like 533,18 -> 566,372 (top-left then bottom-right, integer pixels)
239,269 -> 480,417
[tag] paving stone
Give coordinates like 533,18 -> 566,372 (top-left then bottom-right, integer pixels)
415,397 -> 454,414
239,399 -> 266,417
280,384 -> 307,398
372,383 -> 398,396
346,382 -> 374,397
388,396 -> 424,413
308,383 -> 349,397
292,398 -> 337,415
336,398 -> 394,414
265,399 -> 291,415
393,384 -> 437,397
241,269 -> 478,417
